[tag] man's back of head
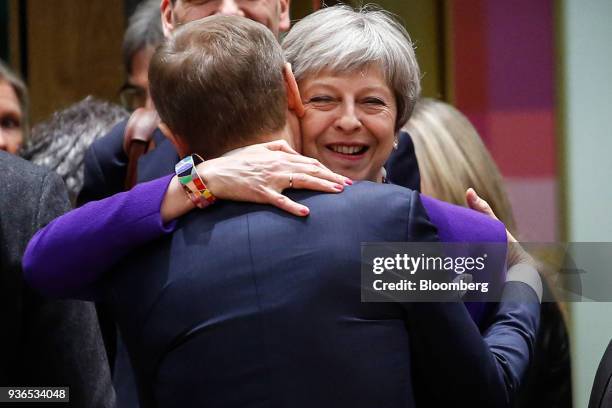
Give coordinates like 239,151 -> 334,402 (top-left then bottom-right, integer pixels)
149,15 -> 288,159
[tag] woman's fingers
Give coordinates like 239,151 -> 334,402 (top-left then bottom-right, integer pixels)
466,188 -> 513,241
287,172 -> 345,193
262,187 -> 310,217
259,139 -> 300,155
287,163 -> 351,186
466,188 -> 498,221
466,188 -> 535,268
195,141 -> 352,217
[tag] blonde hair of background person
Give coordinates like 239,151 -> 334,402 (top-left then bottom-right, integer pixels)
406,98 -> 570,316
405,98 -> 517,235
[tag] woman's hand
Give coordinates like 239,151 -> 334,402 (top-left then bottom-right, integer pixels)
465,188 -> 543,302
465,188 -> 534,268
162,140 -> 351,222
466,188 -> 542,300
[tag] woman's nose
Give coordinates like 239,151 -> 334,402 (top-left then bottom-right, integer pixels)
334,104 -> 362,133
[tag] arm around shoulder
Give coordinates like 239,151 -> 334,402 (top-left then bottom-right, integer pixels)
24,174 -> 177,298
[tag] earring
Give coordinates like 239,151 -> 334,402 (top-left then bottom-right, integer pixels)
393,137 -> 399,150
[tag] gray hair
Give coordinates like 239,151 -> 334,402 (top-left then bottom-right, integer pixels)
21,97 -> 129,204
123,0 -> 164,75
0,59 -> 29,141
282,4 -> 421,130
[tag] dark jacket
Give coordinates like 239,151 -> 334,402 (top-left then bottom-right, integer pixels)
97,182 -> 539,408
0,151 -> 115,407
78,119 -> 175,206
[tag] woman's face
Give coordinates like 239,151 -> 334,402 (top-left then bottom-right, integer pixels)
0,80 -> 23,155
298,67 -> 397,182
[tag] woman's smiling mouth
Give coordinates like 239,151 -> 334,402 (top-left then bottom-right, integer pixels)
326,143 -> 370,160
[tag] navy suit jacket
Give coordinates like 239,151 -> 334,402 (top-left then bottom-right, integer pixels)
77,122 -> 419,408
98,182 -> 539,408
385,130 -> 420,190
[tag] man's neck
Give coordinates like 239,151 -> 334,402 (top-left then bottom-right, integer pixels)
219,123 -> 296,158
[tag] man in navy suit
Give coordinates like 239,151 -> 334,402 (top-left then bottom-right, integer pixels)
96,16 -> 541,408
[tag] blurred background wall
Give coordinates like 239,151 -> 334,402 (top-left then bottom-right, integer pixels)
561,0 -> 612,406
1,0 -> 124,123
1,1 -> 611,406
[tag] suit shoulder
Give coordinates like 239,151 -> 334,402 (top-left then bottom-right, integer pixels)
88,117 -> 129,158
0,151 -> 57,192
300,181 -> 420,223
345,181 -> 416,203
0,152 -> 68,254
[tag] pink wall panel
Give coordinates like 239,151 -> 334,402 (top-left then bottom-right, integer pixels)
505,178 -> 558,242
449,0 -> 558,240
488,110 -> 556,177
450,0 -> 489,117
487,0 -> 556,110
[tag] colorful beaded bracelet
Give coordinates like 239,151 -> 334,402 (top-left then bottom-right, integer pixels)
174,154 -> 217,209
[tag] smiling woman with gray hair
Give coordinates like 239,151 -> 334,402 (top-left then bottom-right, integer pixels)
284,5 -> 420,129
282,5 -> 421,183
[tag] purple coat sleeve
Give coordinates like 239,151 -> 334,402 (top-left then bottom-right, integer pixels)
23,174 -> 176,299
420,194 -> 507,243
420,194 -> 508,326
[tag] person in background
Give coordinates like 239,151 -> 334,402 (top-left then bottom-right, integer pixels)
0,60 -> 28,155
406,98 -> 516,231
0,152 -> 115,406
405,97 -> 572,408
21,97 -> 129,204
119,0 -> 164,111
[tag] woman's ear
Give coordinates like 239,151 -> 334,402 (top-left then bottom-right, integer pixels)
159,122 -> 189,158
283,63 -> 305,118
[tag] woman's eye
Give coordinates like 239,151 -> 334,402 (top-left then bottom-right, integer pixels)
363,97 -> 386,106
0,117 -> 20,129
309,95 -> 338,103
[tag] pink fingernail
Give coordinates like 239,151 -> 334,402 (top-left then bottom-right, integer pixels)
345,178 -> 353,185
300,208 -> 310,215
334,184 -> 344,191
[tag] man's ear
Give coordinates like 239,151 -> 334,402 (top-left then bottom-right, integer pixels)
160,0 -> 175,38
283,63 -> 304,118
279,0 -> 291,33
159,122 -> 189,157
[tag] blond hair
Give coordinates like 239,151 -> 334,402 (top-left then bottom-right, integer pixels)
406,98 -> 517,235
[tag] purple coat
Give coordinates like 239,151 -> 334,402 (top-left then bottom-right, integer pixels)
23,176 -> 506,324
